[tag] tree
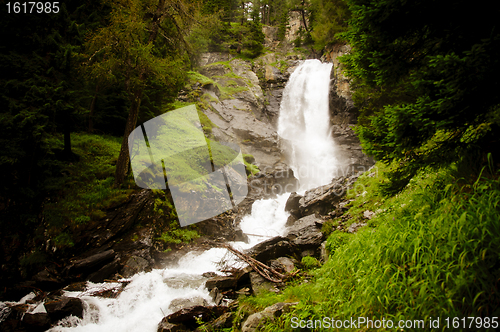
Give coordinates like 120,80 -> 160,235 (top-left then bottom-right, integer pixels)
309,0 -> 350,50
342,0 -> 500,193
84,0 -> 195,187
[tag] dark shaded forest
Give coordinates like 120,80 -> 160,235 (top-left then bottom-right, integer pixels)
1,0 -> 500,329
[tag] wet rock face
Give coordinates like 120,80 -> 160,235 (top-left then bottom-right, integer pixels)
285,174 -> 361,220
168,297 -> 208,312
44,296 -> 84,322
162,305 -> 229,330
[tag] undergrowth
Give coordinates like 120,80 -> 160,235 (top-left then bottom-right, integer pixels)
239,161 -> 500,331
43,133 -> 134,249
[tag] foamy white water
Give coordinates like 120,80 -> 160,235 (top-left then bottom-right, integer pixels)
49,250 -> 229,332
233,193 -> 290,249
46,59 -> 338,332
48,194 -> 290,332
278,59 -> 338,190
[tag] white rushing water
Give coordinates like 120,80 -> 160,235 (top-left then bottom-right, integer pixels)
48,194 -> 290,332
47,59 -> 336,332
278,59 -> 338,190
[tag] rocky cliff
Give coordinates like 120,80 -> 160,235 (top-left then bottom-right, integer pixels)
322,44 -> 374,176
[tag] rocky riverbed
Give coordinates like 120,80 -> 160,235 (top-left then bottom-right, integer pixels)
0,45 -> 374,331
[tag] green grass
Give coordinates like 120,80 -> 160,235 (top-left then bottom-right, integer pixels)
238,162 -> 500,331
152,190 -> 200,246
156,227 -> 200,245
243,153 -> 260,177
43,133 -> 135,249
186,70 -> 217,86
217,83 -> 249,100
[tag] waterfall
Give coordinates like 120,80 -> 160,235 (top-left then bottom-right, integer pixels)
44,59 -> 337,332
278,59 -> 338,190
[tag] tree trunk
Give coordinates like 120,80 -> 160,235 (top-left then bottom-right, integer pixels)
241,1 -> 245,24
113,0 -> 166,187
114,89 -> 142,187
300,0 -> 309,32
88,84 -> 99,133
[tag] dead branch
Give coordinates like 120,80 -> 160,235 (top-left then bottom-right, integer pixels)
223,244 -> 285,283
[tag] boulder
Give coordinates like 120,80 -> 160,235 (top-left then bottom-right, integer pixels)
262,302 -> 298,317
168,297 -> 208,312
249,272 -> 275,294
348,222 -> 367,233
363,210 -> 376,220
284,192 -> 302,218
241,302 -> 298,332
247,236 -> 296,264
87,258 -> 121,283
271,257 -> 296,273
241,311 -> 270,332
286,214 -> 323,238
32,269 -> 63,290
165,306 -> 228,330
209,287 -> 223,306
65,249 -> 116,278
157,317 -> 187,332
22,312 -> 51,332
121,255 -> 150,278
295,175 -> 361,218
44,296 -> 84,322
205,276 -> 237,292
286,214 -> 325,257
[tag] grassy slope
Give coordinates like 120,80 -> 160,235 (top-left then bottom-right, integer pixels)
42,133 -> 135,249
40,92 -> 258,255
236,162 -> 500,331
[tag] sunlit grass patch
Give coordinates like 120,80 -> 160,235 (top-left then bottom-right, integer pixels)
43,133 -> 134,248
246,163 -> 500,331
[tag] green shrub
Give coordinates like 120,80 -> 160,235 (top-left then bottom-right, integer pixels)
301,256 -> 321,270
43,133 -> 133,248
157,228 -> 200,244
245,163 -> 500,330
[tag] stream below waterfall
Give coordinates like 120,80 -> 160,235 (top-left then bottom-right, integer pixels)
10,59 -> 338,332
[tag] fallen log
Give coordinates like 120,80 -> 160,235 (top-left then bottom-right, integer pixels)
223,244 -> 285,283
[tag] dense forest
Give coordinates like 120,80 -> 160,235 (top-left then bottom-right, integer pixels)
1,0 -> 500,330
0,0 -> 346,285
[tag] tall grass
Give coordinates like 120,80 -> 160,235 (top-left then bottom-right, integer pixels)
240,163 -> 500,331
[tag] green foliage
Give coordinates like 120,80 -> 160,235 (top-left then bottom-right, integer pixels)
325,231 -> 351,254
208,21 -> 265,59
276,10 -> 289,41
342,0 -> 500,192
0,0 -> 104,237
157,227 -> 200,244
43,133 -> 133,248
153,190 -> 199,245
301,256 -> 320,269
243,154 -> 260,176
309,0 -> 350,50
247,163 -> 500,330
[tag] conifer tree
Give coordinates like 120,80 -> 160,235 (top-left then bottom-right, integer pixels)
342,0 -> 500,192
84,0 -> 196,186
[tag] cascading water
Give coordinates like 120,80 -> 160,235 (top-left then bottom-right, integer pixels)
278,59 -> 338,190
41,59 -> 337,332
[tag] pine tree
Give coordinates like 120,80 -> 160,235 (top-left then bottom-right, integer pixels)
84,0 -> 196,187
342,0 -> 500,192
